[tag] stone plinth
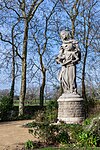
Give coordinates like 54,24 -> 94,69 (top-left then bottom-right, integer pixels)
57,93 -> 85,124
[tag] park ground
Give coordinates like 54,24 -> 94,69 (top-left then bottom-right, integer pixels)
0,120 -> 37,150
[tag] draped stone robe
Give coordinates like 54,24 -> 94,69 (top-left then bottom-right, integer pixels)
56,39 -> 80,93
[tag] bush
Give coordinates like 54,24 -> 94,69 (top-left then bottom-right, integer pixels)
85,95 -> 100,117
33,100 -> 58,123
25,116 -> 100,148
45,100 -> 58,123
24,140 -> 37,149
33,110 -> 45,122
0,96 -> 13,121
56,124 -> 70,144
24,99 -> 100,148
27,122 -> 70,145
28,122 -> 58,144
70,116 -> 100,147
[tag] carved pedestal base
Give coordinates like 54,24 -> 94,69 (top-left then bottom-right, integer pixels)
57,93 -> 85,124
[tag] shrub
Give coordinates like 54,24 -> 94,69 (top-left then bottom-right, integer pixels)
0,96 -> 13,121
33,110 -> 45,122
77,116 -> 100,147
33,100 -> 58,123
25,116 -> 100,148
24,140 -> 36,149
24,99 -> 100,148
28,121 -> 70,145
45,100 -> 58,123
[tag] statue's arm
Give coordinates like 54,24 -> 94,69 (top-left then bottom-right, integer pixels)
72,51 -> 80,63
62,59 -> 72,66
72,55 -> 79,63
56,55 -> 65,64
72,41 -> 81,63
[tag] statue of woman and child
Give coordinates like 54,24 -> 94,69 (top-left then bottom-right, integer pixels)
56,30 -> 81,94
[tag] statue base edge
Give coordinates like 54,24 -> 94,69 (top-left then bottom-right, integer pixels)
57,117 -> 84,124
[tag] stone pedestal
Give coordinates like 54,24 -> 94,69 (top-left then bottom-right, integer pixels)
57,93 -> 85,124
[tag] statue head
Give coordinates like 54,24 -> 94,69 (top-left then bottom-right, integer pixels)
60,30 -> 71,41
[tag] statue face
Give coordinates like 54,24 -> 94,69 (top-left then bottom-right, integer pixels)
60,30 -> 70,41
60,30 -> 66,40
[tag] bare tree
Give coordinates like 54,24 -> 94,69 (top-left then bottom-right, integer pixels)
29,0 -> 59,106
79,0 -> 99,99
0,21 -> 19,106
18,0 -> 44,115
60,0 -> 80,38
0,0 -> 44,115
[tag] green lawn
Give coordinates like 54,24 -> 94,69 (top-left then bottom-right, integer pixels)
14,99 -> 50,106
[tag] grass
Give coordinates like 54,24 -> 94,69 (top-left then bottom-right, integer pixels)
14,99 -> 50,106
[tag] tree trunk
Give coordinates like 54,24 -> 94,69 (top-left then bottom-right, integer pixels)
71,19 -> 75,38
82,47 -> 88,118
10,26 -> 15,106
19,21 -> 28,116
40,70 -> 46,107
10,77 -> 15,106
82,65 -> 86,99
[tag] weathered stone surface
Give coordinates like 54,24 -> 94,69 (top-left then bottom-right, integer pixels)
56,30 -> 81,93
57,93 -> 85,124
56,30 -> 84,124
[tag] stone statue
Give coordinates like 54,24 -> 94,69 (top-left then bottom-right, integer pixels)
56,30 -> 81,93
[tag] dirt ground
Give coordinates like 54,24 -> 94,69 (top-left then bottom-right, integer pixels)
0,120 -> 37,150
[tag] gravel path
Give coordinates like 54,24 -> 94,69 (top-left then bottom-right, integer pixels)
0,120 -> 37,150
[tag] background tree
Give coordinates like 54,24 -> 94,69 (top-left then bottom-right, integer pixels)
0,21 -> 20,107
29,0 -> 59,106
0,0 -> 44,115
18,0 -> 44,116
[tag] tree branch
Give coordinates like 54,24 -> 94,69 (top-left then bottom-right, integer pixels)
4,2 -> 20,18
0,33 -> 22,60
28,0 -> 44,22
42,0 -> 59,55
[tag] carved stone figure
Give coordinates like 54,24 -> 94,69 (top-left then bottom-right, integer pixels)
56,30 -> 81,93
